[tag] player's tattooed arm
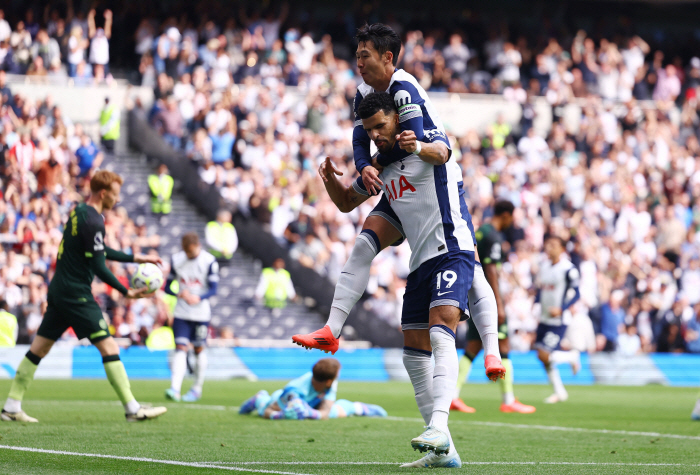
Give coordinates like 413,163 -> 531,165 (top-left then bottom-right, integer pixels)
318,156 -> 371,213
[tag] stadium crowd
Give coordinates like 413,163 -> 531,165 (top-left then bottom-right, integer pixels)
137,12 -> 700,355
0,80 -> 173,345
3,4 -> 700,354
0,4 -> 114,82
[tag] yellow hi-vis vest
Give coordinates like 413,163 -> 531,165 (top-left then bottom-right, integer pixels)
163,280 -> 179,316
206,221 -> 236,259
147,174 -> 174,214
262,268 -> 291,308
145,326 -> 176,350
100,104 -> 121,140
0,310 -> 18,347
491,123 -> 511,149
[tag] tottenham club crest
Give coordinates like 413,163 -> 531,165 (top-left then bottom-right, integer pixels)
394,90 -> 411,108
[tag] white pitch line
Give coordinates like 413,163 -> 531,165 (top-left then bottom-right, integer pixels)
27,400 -> 240,412
25,400 -> 700,442
385,415 -> 700,441
0,445 -> 310,475
206,461 -> 698,467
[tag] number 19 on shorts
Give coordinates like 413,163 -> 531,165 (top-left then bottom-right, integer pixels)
436,270 -> 457,289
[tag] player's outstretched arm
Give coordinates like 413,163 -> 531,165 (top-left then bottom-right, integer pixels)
88,251 -> 130,296
318,157 -> 371,213
105,246 -> 135,263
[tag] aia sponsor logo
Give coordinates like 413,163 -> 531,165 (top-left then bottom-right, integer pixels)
181,277 -> 203,287
385,176 -> 416,203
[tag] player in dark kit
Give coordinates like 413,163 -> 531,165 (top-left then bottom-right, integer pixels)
451,201 -> 536,414
1,171 -> 167,423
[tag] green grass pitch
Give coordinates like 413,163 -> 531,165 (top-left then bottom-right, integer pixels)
0,379 -> 698,474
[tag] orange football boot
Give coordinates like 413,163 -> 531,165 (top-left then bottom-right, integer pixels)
292,325 -> 339,354
484,354 -> 506,381
450,398 -> 476,413
500,400 -> 536,413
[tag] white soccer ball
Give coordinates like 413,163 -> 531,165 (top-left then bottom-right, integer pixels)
131,263 -> 164,294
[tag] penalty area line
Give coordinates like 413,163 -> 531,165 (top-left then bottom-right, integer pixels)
0,445 -> 311,475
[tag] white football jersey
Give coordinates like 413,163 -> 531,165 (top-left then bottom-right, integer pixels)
170,250 -> 219,322
356,153 -> 476,273
536,257 -> 580,326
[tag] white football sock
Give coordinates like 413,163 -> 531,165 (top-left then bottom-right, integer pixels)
326,307 -> 349,339
170,350 -> 187,393
546,363 -> 567,397
694,399 -> 700,415
428,326 -> 458,433
326,232 -> 378,338
468,265 -> 499,358
125,400 -> 141,414
550,350 -> 577,365
402,347 -> 434,424
191,350 -> 207,394
3,397 -> 21,413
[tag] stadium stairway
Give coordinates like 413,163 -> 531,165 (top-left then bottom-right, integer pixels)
102,150 -> 323,341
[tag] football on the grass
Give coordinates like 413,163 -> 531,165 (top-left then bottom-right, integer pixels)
131,263 -> 164,294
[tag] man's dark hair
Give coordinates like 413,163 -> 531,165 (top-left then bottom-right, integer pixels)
0,300 -> 8,311
312,358 -> 341,382
494,200 -> 515,217
355,23 -> 402,66
544,233 -> 566,247
357,92 -> 396,120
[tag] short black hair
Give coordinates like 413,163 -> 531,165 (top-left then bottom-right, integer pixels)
544,234 -> 566,247
494,200 -> 515,217
357,92 -> 396,120
0,300 -> 7,311
355,23 -> 402,66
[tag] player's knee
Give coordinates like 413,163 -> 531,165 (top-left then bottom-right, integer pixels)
193,346 -> 205,355
94,337 -> 120,357
362,216 -> 400,250
429,305 -> 461,329
537,349 -> 549,364
175,344 -> 189,352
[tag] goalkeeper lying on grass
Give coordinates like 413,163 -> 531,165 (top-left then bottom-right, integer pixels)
239,358 -> 387,420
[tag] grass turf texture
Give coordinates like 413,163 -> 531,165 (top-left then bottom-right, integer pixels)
0,380 -> 698,474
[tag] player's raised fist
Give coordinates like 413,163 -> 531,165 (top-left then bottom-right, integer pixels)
396,130 -> 418,154
318,156 -> 342,183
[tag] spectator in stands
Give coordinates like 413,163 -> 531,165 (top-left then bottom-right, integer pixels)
0,300 -> 18,347
99,97 -> 120,152
152,96 -> 184,149
67,25 -> 87,78
685,308 -> 700,353
147,163 -> 174,216
30,30 -> 60,74
442,33 -> 470,80
657,297 -> 689,353
87,9 -> 112,81
74,133 -> 103,178
616,324 -> 642,356
598,290 -> 626,352
0,10 -> 10,44
255,258 -> 296,309
205,209 -> 239,261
